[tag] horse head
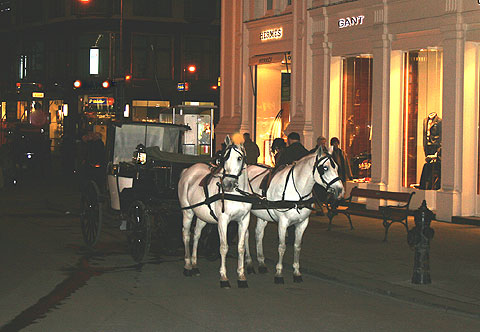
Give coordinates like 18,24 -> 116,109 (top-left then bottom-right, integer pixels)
220,135 -> 246,192
313,146 -> 344,201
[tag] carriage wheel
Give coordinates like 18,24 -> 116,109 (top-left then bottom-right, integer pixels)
80,180 -> 103,248
127,201 -> 152,263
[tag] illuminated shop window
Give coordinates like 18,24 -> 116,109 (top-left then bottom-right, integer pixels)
342,56 -> 373,181
255,58 -> 291,166
402,49 -> 443,189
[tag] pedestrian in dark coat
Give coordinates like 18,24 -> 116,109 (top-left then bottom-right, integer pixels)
276,132 -> 309,167
243,133 -> 260,165
330,137 -> 352,183
271,137 -> 286,166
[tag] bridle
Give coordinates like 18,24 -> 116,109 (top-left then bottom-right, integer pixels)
219,144 -> 246,183
313,153 -> 342,193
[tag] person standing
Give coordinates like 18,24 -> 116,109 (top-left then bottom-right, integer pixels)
276,132 -> 309,167
310,136 -> 327,153
310,136 -> 328,216
243,133 -> 260,165
330,137 -> 352,183
271,137 -> 286,167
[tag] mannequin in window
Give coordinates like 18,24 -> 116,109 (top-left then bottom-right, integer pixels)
418,112 -> 441,189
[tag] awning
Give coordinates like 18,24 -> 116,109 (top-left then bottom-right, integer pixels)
249,52 -> 291,66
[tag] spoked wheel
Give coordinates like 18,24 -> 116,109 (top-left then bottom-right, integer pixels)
80,180 -> 103,248
127,201 -> 152,263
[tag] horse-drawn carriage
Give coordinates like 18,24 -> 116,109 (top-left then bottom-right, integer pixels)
79,105 -> 215,263
80,104 -> 345,287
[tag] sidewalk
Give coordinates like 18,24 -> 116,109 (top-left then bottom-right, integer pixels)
4,174 -> 480,319
259,212 -> 480,318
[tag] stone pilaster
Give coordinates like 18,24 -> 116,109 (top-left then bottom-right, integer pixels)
436,21 -> 465,221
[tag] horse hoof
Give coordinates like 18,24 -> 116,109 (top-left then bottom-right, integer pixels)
258,266 -> 268,274
220,280 -> 231,289
247,266 -> 256,274
191,268 -> 200,276
274,276 -> 284,284
183,268 -> 192,277
237,280 -> 248,288
293,275 -> 303,283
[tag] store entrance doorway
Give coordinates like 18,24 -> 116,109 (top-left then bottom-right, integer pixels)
252,54 -> 291,165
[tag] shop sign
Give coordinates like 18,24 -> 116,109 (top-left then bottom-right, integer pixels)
260,27 -> 283,41
338,15 -> 365,29
32,92 -> 44,98
88,97 -> 108,105
177,82 -> 189,91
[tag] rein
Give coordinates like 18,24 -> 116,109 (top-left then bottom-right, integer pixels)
181,152 -> 341,215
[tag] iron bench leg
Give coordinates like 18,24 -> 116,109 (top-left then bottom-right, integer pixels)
327,210 -> 335,231
383,217 -> 409,242
382,218 -> 391,242
346,213 -> 354,230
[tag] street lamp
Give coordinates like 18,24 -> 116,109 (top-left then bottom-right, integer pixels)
183,64 -> 196,103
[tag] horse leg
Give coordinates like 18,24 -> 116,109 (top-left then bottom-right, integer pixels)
182,211 -> 194,276
218,216 -> 230,288
191,218 -> 207,276
236,213 -> 250,288
255,218 -> 269,274
274,218 -> 288,284
293,218 -> 309,283
244,228 -> 255,275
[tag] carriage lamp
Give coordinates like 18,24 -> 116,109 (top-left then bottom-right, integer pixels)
134,144 -> 147,165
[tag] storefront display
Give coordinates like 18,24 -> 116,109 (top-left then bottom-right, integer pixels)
132,100 -> 170,122
342,56 -> 372,180
254,54 -> 291,165
402,49 -> 443,189
158,103 -> 215,157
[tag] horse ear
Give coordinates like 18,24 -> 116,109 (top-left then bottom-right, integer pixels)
225,135 -> 232,146
316,146 -> 325,156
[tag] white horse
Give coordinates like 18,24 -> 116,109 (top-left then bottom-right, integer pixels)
246,147 -> 344,283
178,136 -> 252,288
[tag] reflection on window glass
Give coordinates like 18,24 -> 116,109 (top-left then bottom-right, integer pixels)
133,34 -> 172,79
342,56 -> 373,180
184,37 -> 217,80
403,49 -> 443,189
267,0 -> 273,10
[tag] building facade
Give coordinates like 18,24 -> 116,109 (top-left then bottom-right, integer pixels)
0,0 -> 220,148
219,0 -> 480,221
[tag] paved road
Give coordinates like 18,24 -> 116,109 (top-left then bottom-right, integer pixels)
1,180 -> 480,331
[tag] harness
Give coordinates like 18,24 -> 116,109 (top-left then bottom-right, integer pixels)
192,144 -> 247,221
181,152 -> 342,218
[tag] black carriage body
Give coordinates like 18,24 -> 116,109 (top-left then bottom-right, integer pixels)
80,106 -> 216,262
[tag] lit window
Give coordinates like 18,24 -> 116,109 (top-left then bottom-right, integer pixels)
403,49 -> 443,190
341,56 -> 373,181
266,0 -> 273,10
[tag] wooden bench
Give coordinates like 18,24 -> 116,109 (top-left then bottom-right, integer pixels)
326,187 -> 415,241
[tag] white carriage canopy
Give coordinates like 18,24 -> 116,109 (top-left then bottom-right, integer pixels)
113,123 -> 188,164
